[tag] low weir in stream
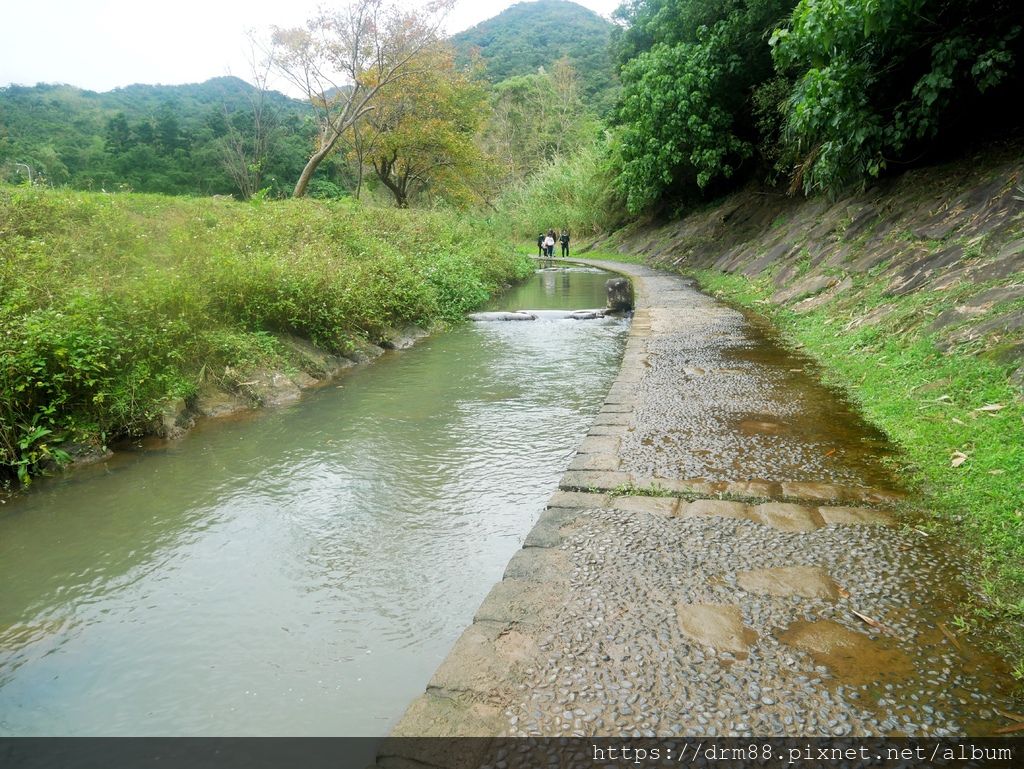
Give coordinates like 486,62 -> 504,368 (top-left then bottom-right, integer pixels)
0,266 -> 628,736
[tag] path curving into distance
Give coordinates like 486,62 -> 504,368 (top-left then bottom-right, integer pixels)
385,258 -> 1018,748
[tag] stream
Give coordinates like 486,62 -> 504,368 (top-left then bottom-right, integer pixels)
0,266 -> 628,736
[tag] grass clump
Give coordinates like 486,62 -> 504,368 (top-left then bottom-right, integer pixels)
0,186 -> 532,485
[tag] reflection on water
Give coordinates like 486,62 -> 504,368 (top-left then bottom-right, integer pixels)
0,268 -> 627,736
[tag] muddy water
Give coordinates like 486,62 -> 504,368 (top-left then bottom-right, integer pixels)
0,267 -> 627,736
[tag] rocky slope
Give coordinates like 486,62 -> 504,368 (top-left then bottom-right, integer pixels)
592,143 -> 1024,386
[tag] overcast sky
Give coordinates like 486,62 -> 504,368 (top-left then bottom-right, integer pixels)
1,0 -> 621,94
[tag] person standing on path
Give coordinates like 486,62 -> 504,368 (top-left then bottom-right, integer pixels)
544,230 -> 556,259
559,230 -> 570,258
537,233 -> 545,258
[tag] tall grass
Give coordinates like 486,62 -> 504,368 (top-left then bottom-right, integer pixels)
497,140 -> 626,239
0,186 -> 531,484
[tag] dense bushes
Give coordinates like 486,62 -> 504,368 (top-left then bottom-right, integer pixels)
0,187 -> 531,484
612,0 -> 796,213
774,0 -> 1023,194
610,0 -> 1024,209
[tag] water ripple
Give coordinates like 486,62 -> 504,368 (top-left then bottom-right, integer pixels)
0,269 -> 627,736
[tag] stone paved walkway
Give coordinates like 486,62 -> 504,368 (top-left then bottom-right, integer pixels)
388,260 -> 1016,741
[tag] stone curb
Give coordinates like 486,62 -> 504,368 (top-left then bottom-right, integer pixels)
388,258 -> 908,738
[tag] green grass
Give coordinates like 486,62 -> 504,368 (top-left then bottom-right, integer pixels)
609,482 -> 676,497
574,249 -> 648,265
0,186 -> 532,485
694,268 -> 1024,676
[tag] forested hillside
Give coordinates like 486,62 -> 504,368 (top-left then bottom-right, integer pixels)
0,78 -> 323,197
0,4 -> 609,204
451,0 -> 618,109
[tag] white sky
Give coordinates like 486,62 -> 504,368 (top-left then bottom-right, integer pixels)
0,0 -> 621,95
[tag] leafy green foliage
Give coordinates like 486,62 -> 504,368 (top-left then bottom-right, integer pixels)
479,58 -> 600,188
451,0 -> 619,112
0,78 -> 319,198
612,0 -> 797,213
498,139 -> 626,238
610,0 -> 1024,208
772,0 -> 1023,194
0,186 -> 532,484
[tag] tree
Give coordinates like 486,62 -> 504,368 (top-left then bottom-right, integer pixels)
268,0 -> 454,198
216,48 -> 280,199
611,0 -> 797,212
480,59 -> 597,185
155,104 -> 183,155
351,45 -> 490,207
772,0 -> 1024,194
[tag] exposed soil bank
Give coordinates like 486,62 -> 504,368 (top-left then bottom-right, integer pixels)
147,326 -> 425,435
382,260 -> 1020,750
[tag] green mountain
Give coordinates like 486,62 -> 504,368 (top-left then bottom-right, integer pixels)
451,0 -> 618,105
0,77 -> 313,196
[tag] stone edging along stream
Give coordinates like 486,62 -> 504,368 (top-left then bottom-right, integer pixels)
389,258 -> 901,738
382,257 -> 1019,745
386,256 -> 657,738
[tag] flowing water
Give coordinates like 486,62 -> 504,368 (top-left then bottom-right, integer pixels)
0,267 -> 627,736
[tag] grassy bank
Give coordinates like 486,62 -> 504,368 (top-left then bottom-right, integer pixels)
694,269 -> 1024,678
0,186 -> 531,485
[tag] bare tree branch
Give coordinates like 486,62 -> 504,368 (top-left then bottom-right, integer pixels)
267,0 -> 455,197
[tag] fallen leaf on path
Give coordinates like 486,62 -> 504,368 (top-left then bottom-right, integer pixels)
995,709 -> 1024,723
851,610 -> 896,635
823,449 -> 836,457
974,403 -> 1005,412
836,585 -> 851,599
951,451 -> 969,467
951,417 -> 966,426
913,527 -> 930,537
938,622 -> 964,653
988,469 -> 1005,475
993,722 -> 1024,734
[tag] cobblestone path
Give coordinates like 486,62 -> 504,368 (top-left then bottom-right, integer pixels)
388,261 -> 1017,742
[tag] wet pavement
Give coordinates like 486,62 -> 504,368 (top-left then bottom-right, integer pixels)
389,260 -> 1018,741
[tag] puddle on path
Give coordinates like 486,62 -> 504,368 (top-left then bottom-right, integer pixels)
621,291 -> 899,490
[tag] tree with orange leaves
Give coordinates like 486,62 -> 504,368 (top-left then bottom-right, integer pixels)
350,44 -> 491,207
268,0 -> 455,198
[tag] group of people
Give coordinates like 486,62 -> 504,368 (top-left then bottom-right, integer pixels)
538,229 -> 570,260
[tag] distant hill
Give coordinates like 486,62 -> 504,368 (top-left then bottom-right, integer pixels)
0,77 -> 312,195
451,0 -> 618,107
